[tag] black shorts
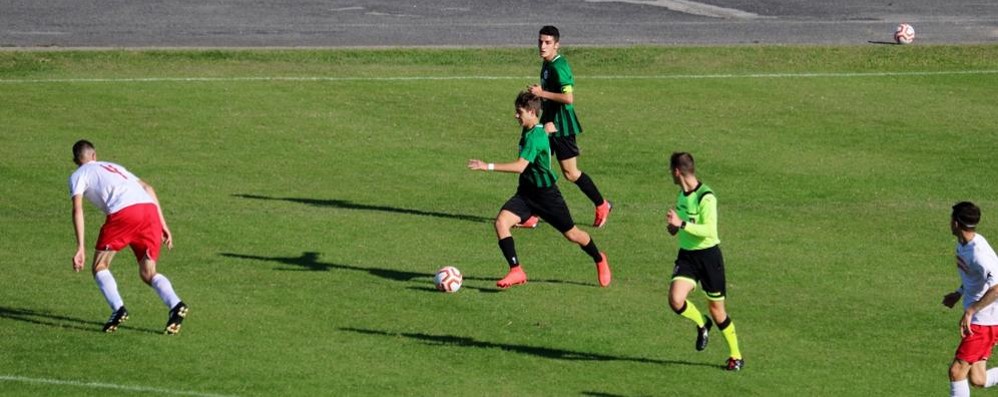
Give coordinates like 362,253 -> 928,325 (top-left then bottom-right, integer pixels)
549,134 -> 581,161
501,186 -> 576,233
672,245 -> 727,300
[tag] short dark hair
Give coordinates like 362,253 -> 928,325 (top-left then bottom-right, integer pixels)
73,139 -> 95,164
670,152 -> 696,175
539,25 -> 560,41
515,91 -> 542,114
953,201 -> 981,230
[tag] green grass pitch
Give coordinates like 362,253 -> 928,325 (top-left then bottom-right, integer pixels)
1,45 -> 997,396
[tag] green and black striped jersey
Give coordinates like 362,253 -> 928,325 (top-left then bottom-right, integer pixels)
540,55 -> 583,138
518,124 -> 557,189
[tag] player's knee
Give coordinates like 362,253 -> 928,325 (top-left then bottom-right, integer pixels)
950,362 -> 970,381
139,270 -> 157,285
564,169 -> 581,182
708,303 -> 727,319
668,297 -> 685,312
562,228 -> 587,244
970,375 -> 986,388
495,217 -> 514,233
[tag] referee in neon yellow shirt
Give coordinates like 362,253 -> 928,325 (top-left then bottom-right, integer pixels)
665,152 -> 743,371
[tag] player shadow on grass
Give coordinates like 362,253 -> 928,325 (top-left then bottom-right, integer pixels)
220,251 -> 593,291
0,306 -> 160,334
341,327 -> 717,369
233,194 -> 492,223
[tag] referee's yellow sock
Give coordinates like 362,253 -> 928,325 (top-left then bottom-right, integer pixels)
674,300 -> 706,328
718,316 -> 742,360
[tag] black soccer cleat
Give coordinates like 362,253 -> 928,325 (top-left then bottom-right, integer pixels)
102,306 -> 129,333
726,357 -> 744,371
164,302 -> 189,335
696,317 -> 712,351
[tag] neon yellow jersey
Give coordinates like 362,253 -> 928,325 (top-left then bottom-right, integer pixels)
676,182 -> 720,250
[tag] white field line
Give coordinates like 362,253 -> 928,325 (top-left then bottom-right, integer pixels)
0,70 -> 996,84
0,375 -> 239,397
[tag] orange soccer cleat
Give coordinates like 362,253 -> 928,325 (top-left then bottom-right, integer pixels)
593,201 -> 613,228
496,266 -> 528,289
515,215 -> 540,229
595,252 -> 611,287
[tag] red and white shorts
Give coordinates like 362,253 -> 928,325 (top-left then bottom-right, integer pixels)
96,203 -> 163,262
956,324 -> 998,363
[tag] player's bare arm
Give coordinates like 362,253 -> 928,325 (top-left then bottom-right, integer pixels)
528,84 -> 574,105
139,179 -> 173,249
468,158 -> 530,174
962,284 -> 998,336
71,194 -> 87,272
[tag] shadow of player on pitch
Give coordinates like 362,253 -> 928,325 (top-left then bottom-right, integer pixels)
340,327 -> 718,369
0,306 -> 161,334
233,193 -> 492,224
221,251 -> 593,289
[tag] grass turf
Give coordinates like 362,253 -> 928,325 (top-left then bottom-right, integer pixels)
1,44 -> 997,396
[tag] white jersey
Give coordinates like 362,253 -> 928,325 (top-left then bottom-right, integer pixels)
68,161 -> 155,215
957,234 -> 998,325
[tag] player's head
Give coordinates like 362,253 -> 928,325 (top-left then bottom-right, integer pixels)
669,152 -> 696,183
538,25 -> 560,61
514,91 -> 542,127
73,139 -> 96,165
952,201 -> 981,234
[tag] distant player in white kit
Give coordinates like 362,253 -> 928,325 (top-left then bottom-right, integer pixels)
69,140 -> 189,334
942,202 -> 998,396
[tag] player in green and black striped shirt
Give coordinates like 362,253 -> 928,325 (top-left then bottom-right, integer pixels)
519,25 -> 612,229
468,91 -> 611,289
664,152 -> 744,371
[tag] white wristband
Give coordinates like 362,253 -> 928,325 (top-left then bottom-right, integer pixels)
487,163 -> 495,171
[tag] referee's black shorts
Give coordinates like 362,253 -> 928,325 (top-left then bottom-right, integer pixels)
501,185 -> 576,233
671,245 -> 727,300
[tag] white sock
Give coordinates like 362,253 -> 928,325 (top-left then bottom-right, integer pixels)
150,274 -> 181,309
987,368 -> 998,388
952,379 -> 970,397
94,270 -> 124,311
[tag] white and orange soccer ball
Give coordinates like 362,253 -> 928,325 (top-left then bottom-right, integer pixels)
894,23 -> 915,44
434,266 -> 463,293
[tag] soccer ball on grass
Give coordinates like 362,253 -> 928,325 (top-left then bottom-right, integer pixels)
434,266 -> 463,293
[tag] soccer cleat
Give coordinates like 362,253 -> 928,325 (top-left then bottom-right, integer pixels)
726,357 -> 744,371
496,266 -> 528,289
164,302 -> 189,335
696,317 -> 712,351
102,306 -> 129,333
593,201 -> 613,228
515,215 -> 540,229
595,252 -> 611,287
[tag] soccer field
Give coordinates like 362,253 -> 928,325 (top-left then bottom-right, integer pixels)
1,45 -> 997,396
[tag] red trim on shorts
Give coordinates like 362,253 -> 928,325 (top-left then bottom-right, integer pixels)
956,324 -> 998,363
95,203 -> 162,262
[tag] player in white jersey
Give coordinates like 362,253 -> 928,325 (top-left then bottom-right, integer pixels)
942,202 -> 998,396
69,140 -> 189,335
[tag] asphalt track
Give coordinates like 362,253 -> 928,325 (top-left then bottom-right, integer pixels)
1,0 -> 996,48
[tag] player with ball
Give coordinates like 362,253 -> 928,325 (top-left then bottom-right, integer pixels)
468,91 -> 611,289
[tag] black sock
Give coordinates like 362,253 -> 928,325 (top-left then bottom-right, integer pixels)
580,238 -> 602,263
574,173 -> 605,206
498,237 -> 519,267
717,316 -> 732,330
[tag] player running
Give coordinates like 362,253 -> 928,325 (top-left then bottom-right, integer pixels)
664,152 -> 743,371
942,202 -> 998,397
69,140 -> 189,334
518,25 -> 612,229
468,91 -> 611,289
